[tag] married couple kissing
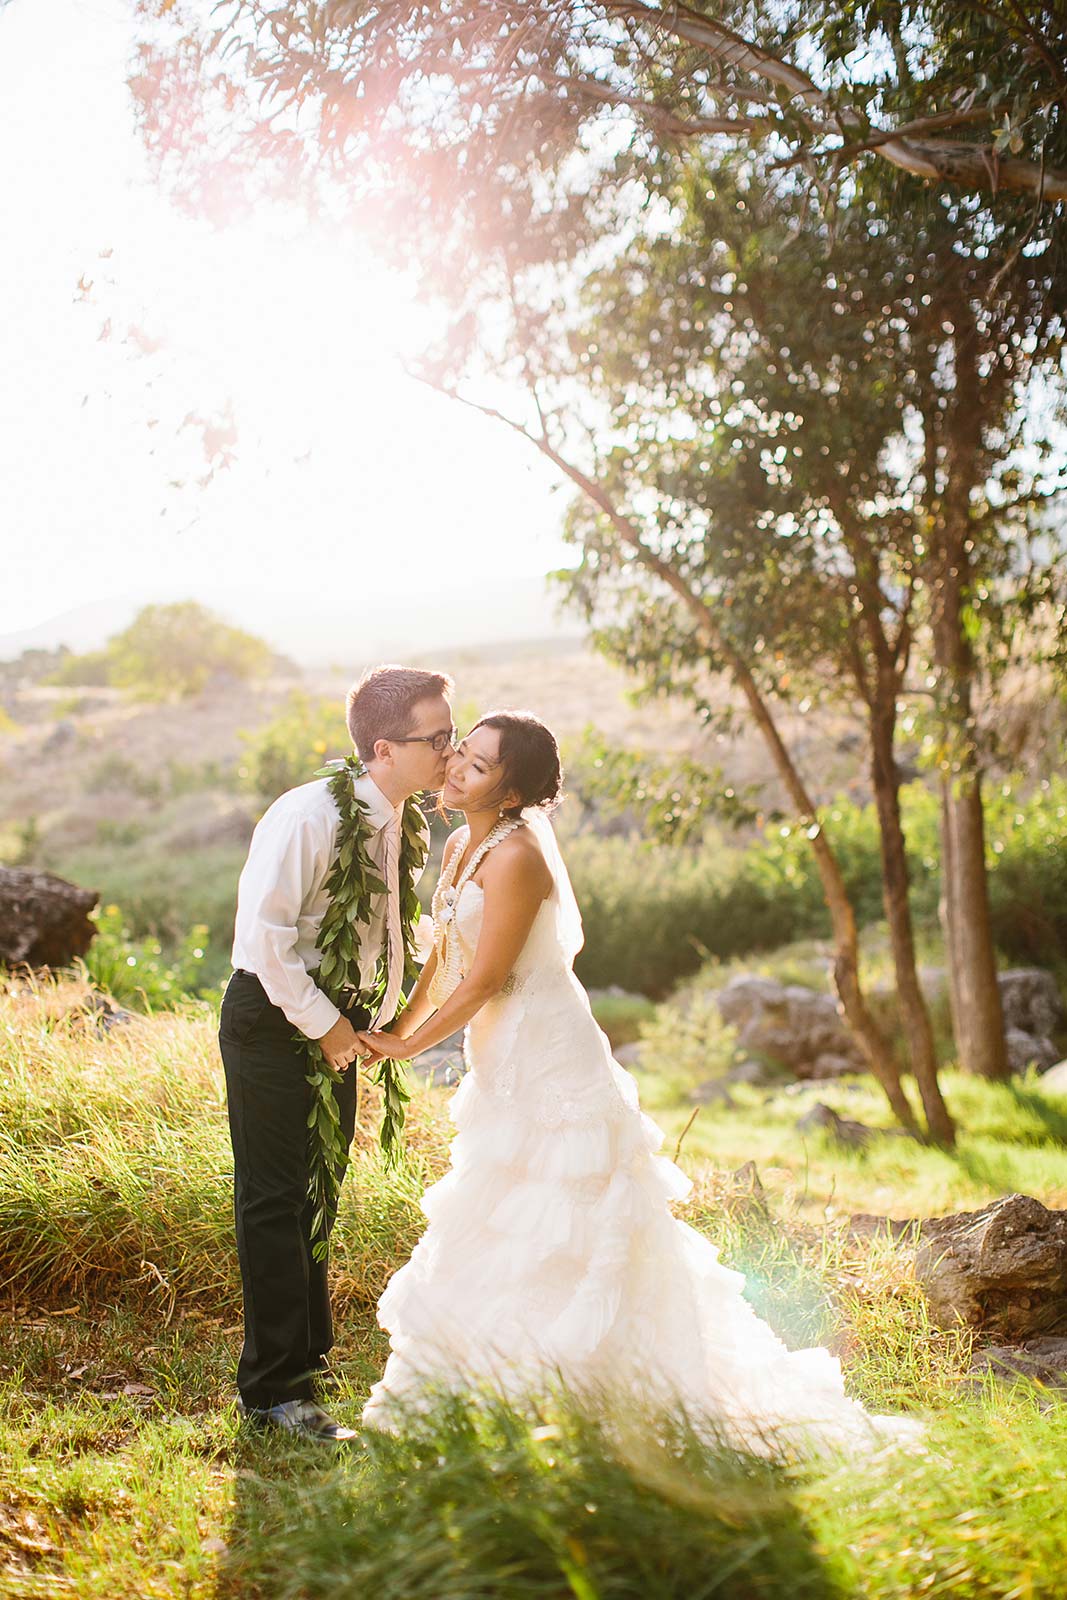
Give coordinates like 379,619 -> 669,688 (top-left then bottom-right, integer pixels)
219,664 -> 921,1453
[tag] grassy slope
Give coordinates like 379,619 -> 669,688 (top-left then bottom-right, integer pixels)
4,984 -> 1067,1597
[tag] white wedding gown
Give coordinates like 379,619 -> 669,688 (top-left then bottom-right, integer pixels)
362,814 -> 919,1454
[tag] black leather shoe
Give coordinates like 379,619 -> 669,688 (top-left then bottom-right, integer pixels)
238,1398 -> 357,1442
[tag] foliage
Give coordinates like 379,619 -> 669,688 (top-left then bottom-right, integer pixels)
301,758 -> 429,1256
134,2 -> 1067,225
239,690 -> 350,808
567,777 -> 1067,996
245,1395 -> 841,1600
565,726 -> 759,844
79,904 -> 211,1008
0,814 -> 41,867
50,840 -> 246,989
50,602 -> 275,699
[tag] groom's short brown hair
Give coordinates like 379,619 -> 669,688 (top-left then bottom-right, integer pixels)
346,664 -> 454,763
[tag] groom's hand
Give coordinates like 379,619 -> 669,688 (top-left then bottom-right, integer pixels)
316,1014 -> 364,1070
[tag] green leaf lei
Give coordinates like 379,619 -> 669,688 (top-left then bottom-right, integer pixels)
302,755 -> 429,1262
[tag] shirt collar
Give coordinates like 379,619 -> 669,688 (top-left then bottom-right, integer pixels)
352,770 -> 403,833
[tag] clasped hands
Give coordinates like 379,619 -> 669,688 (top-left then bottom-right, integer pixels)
353,1029 -> 402,1065
315,1014 -> 404,1071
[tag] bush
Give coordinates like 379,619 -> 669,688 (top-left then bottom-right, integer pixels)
239,690 -> 350,808
566,829 -> 830,997
50,602 -> 274,699
566,777 -> 1067,996
51,841 -> 246,990
79,905 -> 211,1008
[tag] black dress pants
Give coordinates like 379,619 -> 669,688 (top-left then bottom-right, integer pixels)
219,970 -> 370,1409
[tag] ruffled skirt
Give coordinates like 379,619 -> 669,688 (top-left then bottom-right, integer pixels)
363,987 -> 919,1455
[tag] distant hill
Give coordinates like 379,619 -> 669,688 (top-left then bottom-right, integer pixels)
0,575 -> 587,669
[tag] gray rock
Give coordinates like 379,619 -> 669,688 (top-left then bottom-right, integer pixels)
410,1030 -> 466,1088
796,1102 -> 875,1149
1004,1028 -> 1061,1075
714,975 -> 865,1080
915,1194 -> 1067,1340
715,976 -> 785,1026
998,969 -> 1066,1041
847,1213 -> 922,1244
725,1057 -> 779,1087
0,867 -> 98,968
612,1042 -> 644,1069
809,1052 -> 862,1080
42,718 -> 77,754
689,1079 -> 736,1107
969,1336 -> 1067,1388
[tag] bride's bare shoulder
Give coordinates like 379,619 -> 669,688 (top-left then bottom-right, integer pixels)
483,825 -> 553,898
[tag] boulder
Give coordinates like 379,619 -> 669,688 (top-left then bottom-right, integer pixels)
847,1214 -> 922,1244
915,1194 -> 1067,1340
969,1336 -> 1067,1389
715,976 -> 865,1080
612,1042 -> 644,1070
810,1052 -> 860,1080
796,1102 -> 875,1149
725,1056 -> 781,1087
1004,1028 -> 1061,1075
0,867 -> 98,968
688,1078 -> 736,1107
998,969 -> 1067,1042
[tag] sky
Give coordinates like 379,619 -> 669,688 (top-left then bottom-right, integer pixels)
0,0 -> 574,656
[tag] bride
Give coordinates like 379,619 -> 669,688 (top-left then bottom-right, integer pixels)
357,711 -> 919,1453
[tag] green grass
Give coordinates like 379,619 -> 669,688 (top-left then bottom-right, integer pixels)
4,980 -> 1067,1597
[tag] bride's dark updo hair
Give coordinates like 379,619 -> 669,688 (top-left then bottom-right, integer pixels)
474,711 -> 563,821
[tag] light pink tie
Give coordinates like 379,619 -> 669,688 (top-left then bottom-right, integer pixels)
371,814 -> 404,1029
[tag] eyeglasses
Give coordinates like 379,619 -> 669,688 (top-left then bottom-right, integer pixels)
386,726 -> 457,754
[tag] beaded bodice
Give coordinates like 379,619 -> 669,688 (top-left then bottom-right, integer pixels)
428,820 -> 522,1006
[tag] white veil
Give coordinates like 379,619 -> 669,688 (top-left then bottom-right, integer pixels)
523,807 -> 584,963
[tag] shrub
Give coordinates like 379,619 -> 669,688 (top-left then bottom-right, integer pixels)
50,602 -> 274,699
566,777 -> 1067,996
79,905 -> 211,1008
239,690 -> 350,808
50,841 -> 246,990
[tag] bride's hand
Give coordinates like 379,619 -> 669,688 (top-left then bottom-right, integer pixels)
353,1030 -> 388,1063
360,1030 -> 409,1062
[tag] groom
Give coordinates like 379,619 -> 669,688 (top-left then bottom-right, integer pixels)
219,664 -> 454,1441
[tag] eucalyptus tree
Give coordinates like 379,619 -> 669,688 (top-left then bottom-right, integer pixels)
136,1 -> 1067,210
547,162 -> 966,1139
137,0 -> 1067,1088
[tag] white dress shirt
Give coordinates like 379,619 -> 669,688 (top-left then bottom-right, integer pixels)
231,769 -> 429,1040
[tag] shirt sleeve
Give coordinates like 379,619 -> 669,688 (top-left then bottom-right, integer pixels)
232,800 -> 341,1040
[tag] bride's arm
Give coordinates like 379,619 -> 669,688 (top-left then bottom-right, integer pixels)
388,947 -> 439,1041
364,836 -> 551,1060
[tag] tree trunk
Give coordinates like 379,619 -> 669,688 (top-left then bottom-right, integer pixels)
932,530 -> 1008,1080
939,769 -> 1008,1077
868,697 -> 956,1143
705,660 -> 919,1134
925,290 -> 1009,1080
